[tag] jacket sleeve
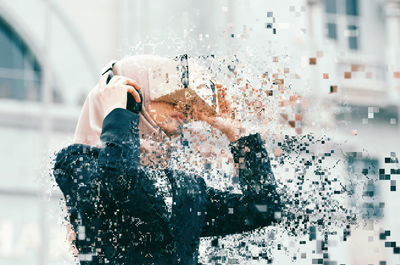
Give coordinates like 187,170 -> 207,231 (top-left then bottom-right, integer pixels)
53,142 -> 101,241
53,108 -> 140,191
95,107 -> 141,202
97,108 -> 140,174
200,133 -> 282,237
53,144 -> 99,199
53,108 -> 141,217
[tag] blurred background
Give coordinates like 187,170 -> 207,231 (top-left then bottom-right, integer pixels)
0,0 -> 399,264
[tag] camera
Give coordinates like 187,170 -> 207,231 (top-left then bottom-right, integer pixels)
105,70 -> 143,114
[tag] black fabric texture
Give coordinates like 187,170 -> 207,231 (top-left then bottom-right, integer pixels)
53,108 -> 282,265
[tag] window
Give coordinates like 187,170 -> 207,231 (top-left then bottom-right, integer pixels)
327,23 -> 337,40
323,0 -> 360,51
347,155 -> 382,220
336,104 -> 398,126
324,0 -> 337,14
347,25 -> 358,50
345,0 -> 358,16
0,17 -> 42,101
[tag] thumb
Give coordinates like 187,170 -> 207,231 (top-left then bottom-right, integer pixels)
198,112 -> 215,125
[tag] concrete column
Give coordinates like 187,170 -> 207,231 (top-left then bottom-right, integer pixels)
307,0 -> 324,48
306,0 -> 324,99
383,5 -> 400,265
39,0 -> 52,264
225,0 -> 236,53
140,0 -> 150,53
385,0 -> 400,102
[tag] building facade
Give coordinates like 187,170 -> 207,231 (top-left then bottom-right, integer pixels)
0,0 -> 399,264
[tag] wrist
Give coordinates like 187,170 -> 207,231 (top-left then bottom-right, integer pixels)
227,125 -> 246,142
104,104 -> 125,117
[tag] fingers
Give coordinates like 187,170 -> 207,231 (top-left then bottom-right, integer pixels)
122,78 -> 141,91
107,75 -> 141,90
114,77 -> 142,103
198,112 -> 216,126
101,74 -> 142,103
215,83 -> 232,117
126,85 -> 141,103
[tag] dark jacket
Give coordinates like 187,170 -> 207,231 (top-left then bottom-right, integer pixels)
53,108 -> 282,265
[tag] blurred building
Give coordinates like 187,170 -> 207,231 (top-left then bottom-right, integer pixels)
307,0 -> 400,264
0,0 -> 399,264
0,1 -> 261,264
0,0 -> 99,264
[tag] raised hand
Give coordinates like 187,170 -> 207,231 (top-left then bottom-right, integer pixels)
196,83 -> 245,142
99,73 -> 142,118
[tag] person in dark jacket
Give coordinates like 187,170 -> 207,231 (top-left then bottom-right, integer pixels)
53,55 -> 282,264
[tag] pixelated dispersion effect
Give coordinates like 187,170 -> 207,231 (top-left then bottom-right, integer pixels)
52,10 -> 400,265
189,52 -> 399,263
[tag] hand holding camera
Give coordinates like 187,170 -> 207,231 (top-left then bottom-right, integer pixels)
100,71 -> 142,118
